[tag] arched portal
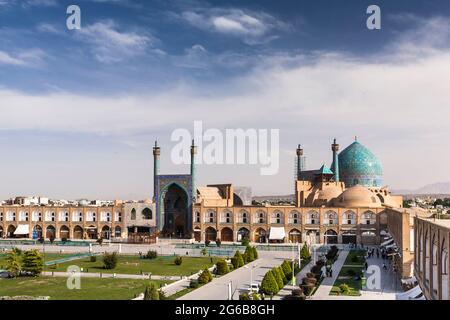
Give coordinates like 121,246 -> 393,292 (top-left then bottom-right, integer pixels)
238,227 -> 250,241
87,225 -> 98,240
324,229 -> 338,244
7,225 -> 16,238
46,225 -> 56,239
142,208 -> 152,220
73,225 -> 83,239
101,226 -> 111,239
114,226 -> 122,238
0,226 -> 3,238
306,230 -> 319,245
33,225 -> 43,239
289,229 -> 302,243
194,227 -> 201,242
60,225 -> 70,240
205,227 -> 217,242
162,184 -> 189,238
254,228 -> 267,243
220,227 -> 233,242
342,231 -> 357,244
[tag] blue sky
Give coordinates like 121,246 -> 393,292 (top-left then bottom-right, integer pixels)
1,0 -> 450,199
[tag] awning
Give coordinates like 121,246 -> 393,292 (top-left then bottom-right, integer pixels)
380,238 -> 394,247
385,244 -> 397,250
269,227 -> 286,240
396,285 -> 423,300
14,224 -> 30,235
401,276 -> 417,286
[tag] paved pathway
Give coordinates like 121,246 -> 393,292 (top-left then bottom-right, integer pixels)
41,271 -> 181,281
311,247 -> 401,300
312,250 -> 349,299
179,252 -> 293,300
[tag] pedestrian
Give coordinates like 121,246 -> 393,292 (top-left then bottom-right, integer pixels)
376,251 -> 379,259
382,263 -> 387,270
364,262 -> 368,270
329,269 -> 333,277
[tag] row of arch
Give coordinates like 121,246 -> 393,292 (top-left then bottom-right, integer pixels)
0,211 -> 121,223
416,223 -> 449,300
195,209 -> 379,225
194,227 -> 370,244
0,225 -> 122,240
130,208 -> 153,220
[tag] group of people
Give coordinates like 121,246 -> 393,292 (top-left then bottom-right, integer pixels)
365,247 -> 379,259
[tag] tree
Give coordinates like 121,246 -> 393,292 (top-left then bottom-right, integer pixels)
234,251 -> 245,268
103,252 -> 118,269
272,267 -> 284,288
239,293 -> 250,300
261,270 -> 279,295
5,253 -> 21,278
11,247 -> 22,256
216,259 -> 229,275
231,257 -> 239,269
146,250 -> 157,259
277,266 -> 288,285
281,260 -> 293,280
300,243 -> 311,260
198,268 -> 213,284
22,250 -> 44,277
144,283 -> 160,300
174,256 -> 183,265
244,246 -> 255,262
241,238 -> 250,247
252,246 -> 259,259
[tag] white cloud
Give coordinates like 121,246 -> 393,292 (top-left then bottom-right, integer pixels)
181,8 -> 286,44
2,17 -> 450,192
0,48 -> 45,66
75,20 -> 152,63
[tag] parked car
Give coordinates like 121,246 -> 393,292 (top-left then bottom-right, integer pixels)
0,270 -> 11,278
247,283 -> 261,293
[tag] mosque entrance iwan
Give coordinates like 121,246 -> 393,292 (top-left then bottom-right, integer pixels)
162,184 -> 189,238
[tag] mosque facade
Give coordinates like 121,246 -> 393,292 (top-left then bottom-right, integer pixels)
152,138 -> 403,245
0,137 -> 403,247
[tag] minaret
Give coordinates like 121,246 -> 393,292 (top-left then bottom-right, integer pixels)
190,139 -> 197,202
331,138 -> 340,182
153,140 -> 160,202
296,144 -> 303,180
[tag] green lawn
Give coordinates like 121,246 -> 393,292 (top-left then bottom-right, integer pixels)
44,255 -> 218,276
0,253 -> 75,269
330,250 -> 366,296
0,277 -> 168,300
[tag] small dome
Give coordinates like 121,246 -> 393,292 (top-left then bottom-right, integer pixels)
317,187 -> 342,201
306,184 -> 343,206
335,185 -> 381,208
338,140 -> 383,188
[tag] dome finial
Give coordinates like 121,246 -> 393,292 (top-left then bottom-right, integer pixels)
354,136 -> 358,142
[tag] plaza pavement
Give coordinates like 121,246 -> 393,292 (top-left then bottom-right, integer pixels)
179,251 -> 294,300
311,247 -> 401,300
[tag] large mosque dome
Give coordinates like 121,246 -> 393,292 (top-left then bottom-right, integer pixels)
338,140 -> 383,188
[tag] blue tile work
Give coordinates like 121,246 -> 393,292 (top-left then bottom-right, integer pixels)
154,174 -> 193,232
338,141 -> 383,187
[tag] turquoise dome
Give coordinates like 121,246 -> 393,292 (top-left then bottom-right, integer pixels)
338,141 -> 383,187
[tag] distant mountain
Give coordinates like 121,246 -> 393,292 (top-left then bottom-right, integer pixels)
393,182 -> 450,195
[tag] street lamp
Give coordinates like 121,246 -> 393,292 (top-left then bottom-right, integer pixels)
244,263 -> 258,289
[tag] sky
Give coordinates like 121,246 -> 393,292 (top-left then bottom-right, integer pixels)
1,0 -> 450,200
